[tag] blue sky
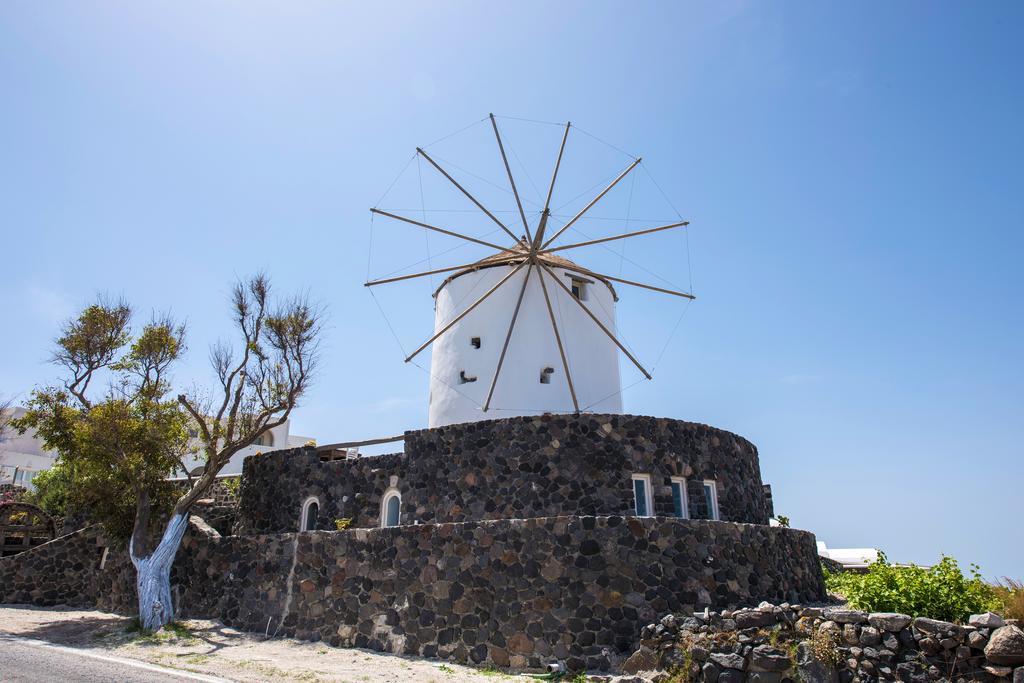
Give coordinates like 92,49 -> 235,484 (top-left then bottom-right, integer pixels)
1,3 -> 1021,578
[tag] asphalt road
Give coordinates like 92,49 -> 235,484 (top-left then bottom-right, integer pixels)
0,634 -> 232,683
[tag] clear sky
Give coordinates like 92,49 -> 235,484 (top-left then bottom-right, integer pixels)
1,3 -> 1021,578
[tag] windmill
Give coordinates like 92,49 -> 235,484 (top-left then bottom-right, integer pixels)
366,115 -> 695,427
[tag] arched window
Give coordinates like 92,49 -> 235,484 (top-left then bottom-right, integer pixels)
254,431 -> 275,448
381,491 -> 401,528
300,496 -> 320,531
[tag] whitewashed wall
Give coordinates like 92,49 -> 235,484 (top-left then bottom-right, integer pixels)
428,263 -> 623,427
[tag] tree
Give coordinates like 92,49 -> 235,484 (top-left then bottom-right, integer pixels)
0,393 -> 15,448
14,276 -> 322,630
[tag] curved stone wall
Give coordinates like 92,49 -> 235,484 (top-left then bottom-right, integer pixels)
2,516 -> 826,672
236,414 -> 770,535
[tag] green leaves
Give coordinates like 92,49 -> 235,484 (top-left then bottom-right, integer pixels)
824,551 -> 1001,623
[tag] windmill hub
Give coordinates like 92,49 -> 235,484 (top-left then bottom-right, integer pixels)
366,115 -> 694,428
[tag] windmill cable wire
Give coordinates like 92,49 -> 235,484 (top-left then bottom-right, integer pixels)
421,117 -> 489,150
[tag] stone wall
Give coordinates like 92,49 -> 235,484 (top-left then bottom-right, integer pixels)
0,516 -> 824,673
237,414 -> 771,534
627,602 -> 1024,682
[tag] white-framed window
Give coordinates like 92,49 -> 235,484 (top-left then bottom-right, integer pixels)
702,480 -> 720,521
568,276 -> 589,301
300,496 -> 320,531
671,477 -> 689,519
631,474 -> 653,517
381,489 -> 401,528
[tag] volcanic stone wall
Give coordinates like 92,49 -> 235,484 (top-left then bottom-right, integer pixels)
0,516 -> 825,672
236,414 -> 771,534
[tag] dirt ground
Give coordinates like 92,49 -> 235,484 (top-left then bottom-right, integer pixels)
0,604 -> 532,682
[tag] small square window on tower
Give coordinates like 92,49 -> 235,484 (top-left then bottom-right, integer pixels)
570,277 -> 587,301
459,370 -> 477,384
539,367 -> 555,384
470,337 -> 481,349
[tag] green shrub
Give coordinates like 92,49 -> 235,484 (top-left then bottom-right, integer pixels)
823,551 -> 1000,623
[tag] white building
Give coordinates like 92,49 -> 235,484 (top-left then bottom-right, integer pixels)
0,407 -> 58,489
0,406 -> 312,484
428,250 -> 623,427
177,420 -> 313,477
817,541 -> 880,571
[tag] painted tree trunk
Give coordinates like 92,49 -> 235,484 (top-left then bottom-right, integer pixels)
131,512 -> 188,631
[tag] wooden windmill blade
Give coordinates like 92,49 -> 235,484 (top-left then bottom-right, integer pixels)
365,114 -> 694,425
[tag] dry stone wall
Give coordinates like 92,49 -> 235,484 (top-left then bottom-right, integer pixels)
237,414 -> 771,534
627,603 -> 1024,682
0,515 -> 823,673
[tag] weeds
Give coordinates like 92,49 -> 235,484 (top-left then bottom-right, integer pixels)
993,577 -> 1024,620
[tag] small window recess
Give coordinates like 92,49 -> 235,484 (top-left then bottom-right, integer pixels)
671,477 -> 689,519
300,496 -> 320,531
381,489 -> 401,528
539,367 -> 555,384
566,275 -> 591,301
470,337 -> 481,349
702,480 -> 720,521
632,474 -> 653,517
459,370 -> 477,384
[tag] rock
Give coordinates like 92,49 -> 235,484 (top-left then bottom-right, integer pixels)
939,636 -> 959,650
842,624 -> 859,645
750,645 -> 791,672
621,646 -> 658,674
801,607 -> 825,619
984,664 -> 1015,678
748,673 -> 783,683
868,612 -> 913,632
702,660 -> 721,683
819,620 -> 840,636
986,625 -> 1024,666
913,617 -> 964,639
825,609 -> 869,624
718,670 -> 744,683
971,612 -> 1007,629
1014,665 -> 1024,683
919,637 -> 940,655
735,610 -> 778,629
882,632 -> 899,650
859,626 -> 881,646
710,652 -> 746,670
968,630 -> 989,649
796,641 -> 839,683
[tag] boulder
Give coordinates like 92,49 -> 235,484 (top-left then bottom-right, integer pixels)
913,617 -> 964,639
984,664 -> 1015,678
748,673 -> 784,683
710,652 -> 746,670
968,630 -> 989,649
971,612 -> 1007,629
868,612 -> 912,632
718,670 -> 744,683
986,625 -> 1024,666
1014,665 -> 1024,683
859,626 -> 881,647
749,645 -> 791,672
701,660 -> 721,683
824,609 -> 869,624
621,646 -> 658,674
796,641 -> 839,683
735,609 -> 778,629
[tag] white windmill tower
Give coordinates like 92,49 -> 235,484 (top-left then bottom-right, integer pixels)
366,115 -> 694,428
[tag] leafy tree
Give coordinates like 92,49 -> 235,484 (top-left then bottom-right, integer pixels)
14,276 -> 322,630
